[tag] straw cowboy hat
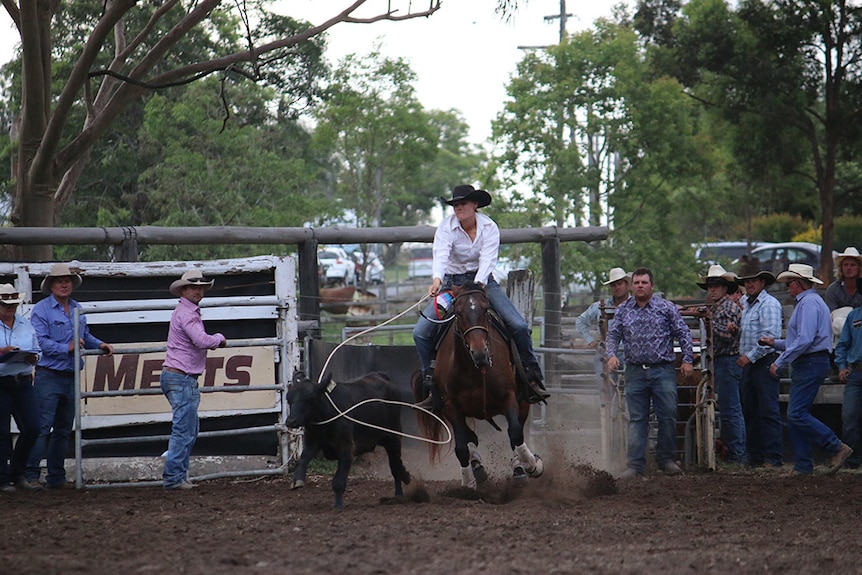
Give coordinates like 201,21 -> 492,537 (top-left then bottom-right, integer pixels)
440,184 -> 492,208
169,270 -> 215,296
697,264 -> 739,292
602,267 -> 632,285
735,261 -> 776,286
40,262 -> 83,294
776,263 -> 824,285
835,246 -> 862,266
0,283 -> 24,305
832,306 -> 854,337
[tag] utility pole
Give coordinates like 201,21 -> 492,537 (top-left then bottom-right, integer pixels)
543,0 -> 572,44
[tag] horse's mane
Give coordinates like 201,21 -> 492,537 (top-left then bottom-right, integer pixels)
456,280 -> 485,295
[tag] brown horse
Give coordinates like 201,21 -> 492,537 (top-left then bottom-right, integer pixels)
414,281 -> 543,488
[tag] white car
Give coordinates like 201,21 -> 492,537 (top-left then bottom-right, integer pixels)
353,251 -> 385,284
318,247 -> 356,287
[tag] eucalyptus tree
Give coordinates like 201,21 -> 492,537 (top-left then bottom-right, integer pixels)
640,0 -> 862,279
1,0 -> 445,260
492,19 -> 710,295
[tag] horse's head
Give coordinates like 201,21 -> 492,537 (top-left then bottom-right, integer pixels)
451,282 -> 493,369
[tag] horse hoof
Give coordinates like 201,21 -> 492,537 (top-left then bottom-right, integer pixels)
471,460 -> 489,485
512,465 -> 528,484
527,455 -> 544,478
290,479 -> 305,490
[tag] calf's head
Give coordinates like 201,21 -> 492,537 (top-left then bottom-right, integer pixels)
286,371 -> 332,428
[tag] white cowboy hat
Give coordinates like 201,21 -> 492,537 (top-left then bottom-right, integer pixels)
0,283 -> 24,305
835,246 -> 862,266
602,267 -> 632,285
832,306 -> 854,337
169,270 -> 215,296
776,263 -> 824,285
697,264 -> 739,290
40,262 -> 83,294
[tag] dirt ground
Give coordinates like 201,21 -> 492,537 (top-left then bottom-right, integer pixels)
2,459 -> 861,575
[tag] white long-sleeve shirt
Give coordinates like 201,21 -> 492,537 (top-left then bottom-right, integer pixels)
432,212 -> 499,284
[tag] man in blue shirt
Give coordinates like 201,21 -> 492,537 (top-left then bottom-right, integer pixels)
606,267 -> 693,478
834,303 -> 862,469
761,264 -> 852,475
23,263 -> 113,489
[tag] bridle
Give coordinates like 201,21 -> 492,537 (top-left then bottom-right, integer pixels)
453,289 -> 492,368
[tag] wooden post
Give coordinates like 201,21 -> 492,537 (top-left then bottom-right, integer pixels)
541,237 -> 562,388
297,240 -> 321,338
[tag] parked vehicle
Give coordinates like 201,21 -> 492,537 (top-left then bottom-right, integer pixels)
695,241 -> 770,265
744,242 -> 834,275
408,247 -> 433,279
352,251 -> 385,284
318,247 -> 356,287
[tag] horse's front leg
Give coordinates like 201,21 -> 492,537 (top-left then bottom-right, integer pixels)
452,416 -> 478,489
504,402 -> 544,481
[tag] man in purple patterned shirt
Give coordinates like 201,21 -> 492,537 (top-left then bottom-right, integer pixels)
698,264 -> 747,464
606,268 -> 694,478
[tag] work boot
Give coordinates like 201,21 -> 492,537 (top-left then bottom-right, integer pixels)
415,368 -> 440,411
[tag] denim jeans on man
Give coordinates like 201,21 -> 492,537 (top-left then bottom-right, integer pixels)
787,353 -> 842,474
24,369 -> 76,487
741,353 -> 783,466
161,370 -> 201,487
841,368 -> 862,468
0,375 -> 40,485
714,355 -> 747,463
414,275 -> 537,374
624,363 -> 678,473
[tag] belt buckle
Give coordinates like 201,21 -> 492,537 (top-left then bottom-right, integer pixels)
641,364 -> 650,369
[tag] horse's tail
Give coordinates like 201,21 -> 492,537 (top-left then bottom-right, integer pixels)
410,370 -> 447,463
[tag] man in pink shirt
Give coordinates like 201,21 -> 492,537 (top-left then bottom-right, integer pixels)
161,270 -> 226,490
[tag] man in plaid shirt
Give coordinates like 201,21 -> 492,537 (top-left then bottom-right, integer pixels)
698,265 -> 746,463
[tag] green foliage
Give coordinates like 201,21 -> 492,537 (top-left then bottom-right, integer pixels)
750,213 -> 810,243
834,216 -> 862,251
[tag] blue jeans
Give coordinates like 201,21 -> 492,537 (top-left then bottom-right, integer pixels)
413,276 -> 542,377
161,371 -> 201,487
623,363 -> 678,472
0,375 -> 40,485
25,369 -> 76,487
715,355 -> 747,463
787,353 -> 842,474
741,353 -> 783,466
841,369 -> 862,468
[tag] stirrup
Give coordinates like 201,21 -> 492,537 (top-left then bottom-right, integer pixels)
526,380 -> 550,404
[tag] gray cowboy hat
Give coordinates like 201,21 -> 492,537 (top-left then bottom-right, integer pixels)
169,270 -> 215,297
440,184 -> 492,208
735,261 -> 776,287
40,262 -> 83,294
0,283 -> 24,305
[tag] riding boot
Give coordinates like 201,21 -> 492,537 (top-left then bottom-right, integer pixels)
415,367 -> 441,411
524,367 -> 550,404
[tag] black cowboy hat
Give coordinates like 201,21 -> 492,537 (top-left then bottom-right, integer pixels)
735,261 -> 776,286
440,184 -> 492,208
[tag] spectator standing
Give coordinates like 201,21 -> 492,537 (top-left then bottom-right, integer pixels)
606,267 -> 694,478
24,263 -> 113,489
825,247 -> 862,312
575,266 -> 632,395
762,264 -> 853,474
161,270 -> 226,490
735,263 -> 784,468
698,265 -> 747,463
0,284 -> 42,492
834,303 -> 862,469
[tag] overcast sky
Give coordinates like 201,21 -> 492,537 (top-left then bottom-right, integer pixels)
0,1 -> 628,144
